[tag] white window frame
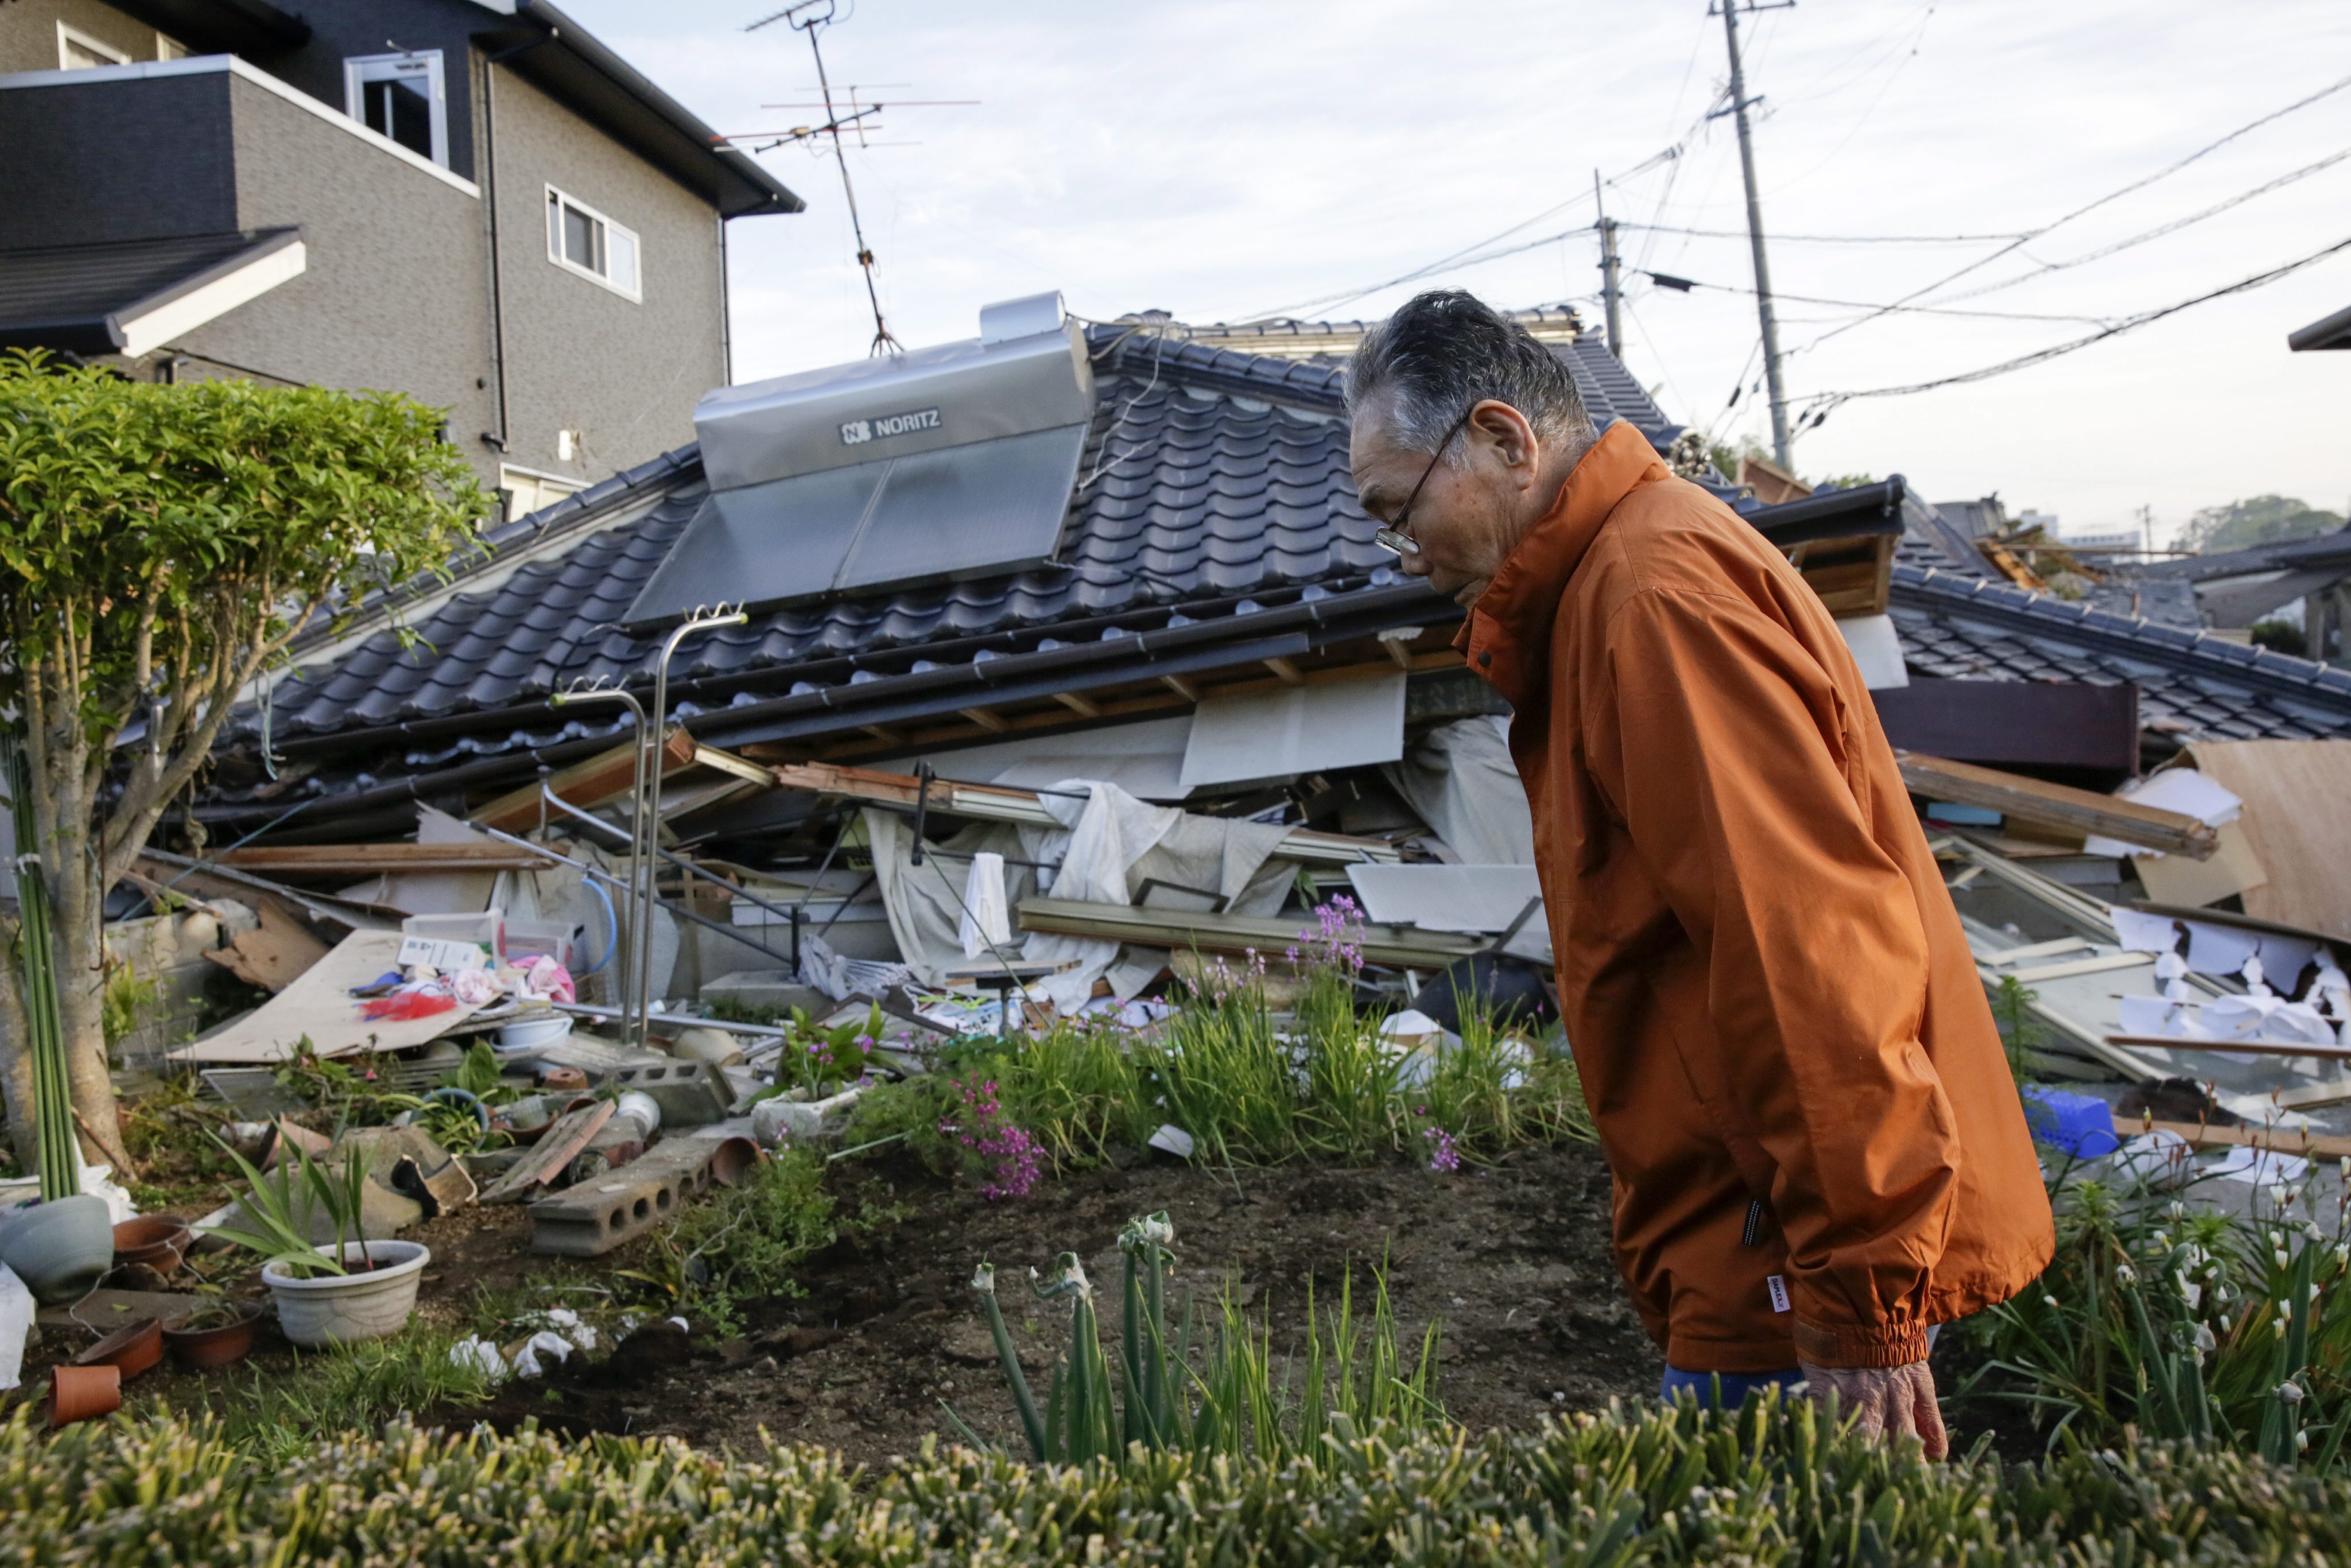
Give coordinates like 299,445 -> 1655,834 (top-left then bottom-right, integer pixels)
342,50 -> 448,168
57,23 -> 131,71
499,464 -> 586,523
544,185 -> 642,303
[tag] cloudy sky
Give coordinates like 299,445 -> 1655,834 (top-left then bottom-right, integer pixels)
568,1 -> 2351,545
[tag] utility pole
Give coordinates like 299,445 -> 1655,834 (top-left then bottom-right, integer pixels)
1593,168 -> 1624,359
1714,0 -> 1794,468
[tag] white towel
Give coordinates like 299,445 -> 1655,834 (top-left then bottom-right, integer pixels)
959,851 -> 1011,958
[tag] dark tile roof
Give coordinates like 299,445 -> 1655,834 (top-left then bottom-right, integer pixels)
1891,565 -> 2351,741
0,228 -> 298,356
221,327 -> 2351,815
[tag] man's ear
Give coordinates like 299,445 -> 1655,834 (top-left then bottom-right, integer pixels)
1468,400 -> 1539,479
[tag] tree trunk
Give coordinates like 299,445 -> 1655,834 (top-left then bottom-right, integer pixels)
0,911 -> 36,1173
20,694 -> 129,1175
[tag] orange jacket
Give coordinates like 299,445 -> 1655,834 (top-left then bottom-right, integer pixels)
1462,423 -> 2053,1372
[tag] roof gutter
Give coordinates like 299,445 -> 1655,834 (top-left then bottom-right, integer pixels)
1742,476 -> 1908,549
499,0 -> 804,216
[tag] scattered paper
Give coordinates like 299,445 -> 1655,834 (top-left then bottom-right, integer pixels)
2210,1146 -> 2310,1186
449,1334 -> 511,1383
2182,920 -> 2261,977
512,1330 -> 575,1379
1148,1124 -> 1196,1159
2108,907 -> 2184,955
2084,769 -> 2244,859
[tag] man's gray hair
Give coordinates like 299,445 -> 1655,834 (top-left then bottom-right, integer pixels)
1345,290 -> 1594,461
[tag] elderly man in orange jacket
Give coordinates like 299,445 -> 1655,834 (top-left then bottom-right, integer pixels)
1348,290 -> 2053,1455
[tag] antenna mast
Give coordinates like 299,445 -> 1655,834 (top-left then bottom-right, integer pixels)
747,0 -> 899,355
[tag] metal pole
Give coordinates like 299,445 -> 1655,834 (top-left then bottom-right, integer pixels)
1720,1 -> 1793,469
547,684 -> 648,1045
1594,169 -> 1623,359
646,606 -> 748,1034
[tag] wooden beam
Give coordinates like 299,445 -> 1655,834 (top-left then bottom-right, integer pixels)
860,724 -> 901,744
957,707 -> 1009,733
470,727 -> 697,834
1896,751 -> 2218,860
2110,1112 -> 2351,1162
1017,897 -> 1477,967
1053,692 -> 1101,718
218,843 -> 553,875
1263,656 -> 1305,685
689,743 -> 775,786
1159,674 -> 1198,702
2106,1034 -> 2351,1062
767,759 -> 1401,864
1378,628 -> 1417,670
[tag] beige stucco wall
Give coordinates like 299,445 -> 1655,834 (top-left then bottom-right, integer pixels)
477,61 -> 724,487
0,0 -> 172,75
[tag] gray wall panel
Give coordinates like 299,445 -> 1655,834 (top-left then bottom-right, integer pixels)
0,0 -> 171,75
0,72 -> 236,246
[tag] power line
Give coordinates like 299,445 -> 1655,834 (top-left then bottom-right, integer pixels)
1235,145 -> 1684,323
1926,146 -> 2351,305
1643,273 -> 2116,324
1795,232 -> 2351,420
1624,223 -> 2027,244
1794,69 -> 2351,355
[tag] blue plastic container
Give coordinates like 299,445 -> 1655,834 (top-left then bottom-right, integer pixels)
2018,1085 -> 2120,1159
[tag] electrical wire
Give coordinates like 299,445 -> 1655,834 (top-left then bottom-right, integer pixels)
1922,146 -> 2351,306
1239,145 -> 1684,323
1646,273 -> 2115,324
1623,223 -> 2027,244
1795,232 -> 2351,418
1794,69 -> 2351,354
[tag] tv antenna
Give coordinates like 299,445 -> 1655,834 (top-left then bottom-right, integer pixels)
744,0 -> 903,354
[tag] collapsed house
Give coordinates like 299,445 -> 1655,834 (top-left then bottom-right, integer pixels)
121,293 -> 2351,1180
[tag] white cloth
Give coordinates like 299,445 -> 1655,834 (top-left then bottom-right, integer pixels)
957,852 -> 1012,958
1381,716 -> 1534,865
0,1266 -> 30,1391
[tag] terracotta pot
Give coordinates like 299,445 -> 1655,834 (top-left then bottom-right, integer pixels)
112,1216 -> 191,1275
708,1136 -> 762,1188
47,1364 -> 121,1428
162,1309 -> 262,1371
73,1317 -> 163,1381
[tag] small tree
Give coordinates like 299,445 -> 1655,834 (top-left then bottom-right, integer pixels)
0,354 -> 484,1167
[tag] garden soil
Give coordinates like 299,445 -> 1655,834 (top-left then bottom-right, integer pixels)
434,1139 -> 1664,1465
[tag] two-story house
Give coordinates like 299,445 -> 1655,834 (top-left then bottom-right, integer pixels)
0,0 -> 803,516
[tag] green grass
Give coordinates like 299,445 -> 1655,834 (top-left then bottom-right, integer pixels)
1957,1151 -> 2351,1469
849,963 -> 1589,1178
23,1393 -> 2351,1563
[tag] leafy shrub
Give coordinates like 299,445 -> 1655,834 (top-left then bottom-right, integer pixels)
630,1147 -> 836,1332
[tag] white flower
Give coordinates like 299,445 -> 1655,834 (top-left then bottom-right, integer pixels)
2309,1223 -> 2329,1245
2337,1245 -> 2349,1271
2276,1314 -> 2291,1339
972,1263 -> 996,1295
2276,1380 -> 2306,1404
2115,1263 -> 2138,1284
2170,1201 -> 2188,1221
2152,1230 -> 2172,1251
2272,1229 -> 2288,1250
2043,1295 -> 2062,1310
2276,1249 -> 2292,1271
2178,1275 -> 2201,1310
2195,1324 -> 2217,1352
2299,1429 -> 2312,1451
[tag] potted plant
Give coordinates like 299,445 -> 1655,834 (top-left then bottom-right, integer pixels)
162,1298 -> 265,1370
205,1136 -> 428,1348
0,741 -> 115,1305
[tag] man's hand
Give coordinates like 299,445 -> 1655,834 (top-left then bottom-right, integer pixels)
1797,1360 -> 1947,1460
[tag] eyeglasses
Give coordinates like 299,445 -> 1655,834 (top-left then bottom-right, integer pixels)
1371,409 -> 1472,557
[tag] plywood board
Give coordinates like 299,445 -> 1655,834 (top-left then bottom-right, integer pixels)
2187,740 -> 2351,942
203,902 -> 329,992
170,929 -> 483,1064
1179,669 -> 1406,790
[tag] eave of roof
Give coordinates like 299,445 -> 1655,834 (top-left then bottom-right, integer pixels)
102,0 -> 308,53
0,227 -> 304,356
467,0 -> 802,218
2288,302 -> 2351,351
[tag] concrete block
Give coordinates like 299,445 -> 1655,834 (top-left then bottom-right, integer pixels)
526,1140 -> 724,1257
608,1059 -> 734,1127
699,969 -> 833,1016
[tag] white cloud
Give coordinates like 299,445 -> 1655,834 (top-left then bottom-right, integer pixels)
568,0 -> 2351,535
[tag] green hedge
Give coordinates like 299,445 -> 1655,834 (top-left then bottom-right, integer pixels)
4,1395 -> 2349,1564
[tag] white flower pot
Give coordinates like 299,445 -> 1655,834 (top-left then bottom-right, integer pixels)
262,1240 -> 429,1347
